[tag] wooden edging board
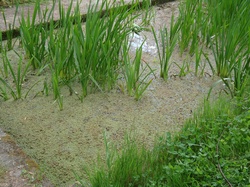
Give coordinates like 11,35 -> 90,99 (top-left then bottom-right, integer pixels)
0,0 -> 174,40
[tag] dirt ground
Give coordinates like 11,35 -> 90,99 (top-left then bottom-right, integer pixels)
0,0 -> 220,186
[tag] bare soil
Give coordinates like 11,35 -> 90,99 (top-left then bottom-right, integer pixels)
0,1 -> 220,186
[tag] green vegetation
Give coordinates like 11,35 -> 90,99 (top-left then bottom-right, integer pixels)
152,14 -> 180,80
1,4 -> 19,51
0,0 -> 154,106
177,0 -> 250,98
19,0 -> 50,69
0,51 -> 31,100
81,96 -> 250,186
0,0 -> 249,185
77,0 -> 250,186
122,43 -> 153,100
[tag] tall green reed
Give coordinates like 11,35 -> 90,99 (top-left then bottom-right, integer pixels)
2,4 -> 19,50
174,60 -> 191,77
141,0 -> 154,26
46,0 -> 84,105
48,32 -> 74,109
153,22 -> 178,80
19,0 -> 54,70
194,46 -> 204,76
173,0 -> 250,97
0,84 -> 8,100
73,0 -> 143,97
51,69 -> 63,110
49,0 -> 75,81
122,41 -> 153,100
0,51 -> 31,100
43,0 -> 149,107
1,0 -> 163,106
177,0 -> 196,55
207,0 -> 250,97
48,4 -> 75,109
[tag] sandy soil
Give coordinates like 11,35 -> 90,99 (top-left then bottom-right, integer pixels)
0,1 -> 220,186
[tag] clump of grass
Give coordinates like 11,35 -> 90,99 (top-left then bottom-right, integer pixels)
1,3 -> 19,50
44,0 -> 150,106
19,0 -> 53,70
194,45 -> 204,76
167,0 -> 250,97
0,51 -> 31,100
177,0 -> 201,55
11,0 -> 152,108
122,41 -> 154,100
152,23 -> 178,80
152,12 -> 181,81
73,0 -> 143,96
204,0 -> 250,97
173,59 -> 191,77
76,134 -> 158,187
50,65 -> 63,110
